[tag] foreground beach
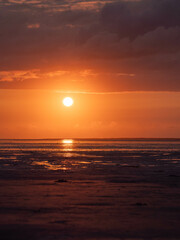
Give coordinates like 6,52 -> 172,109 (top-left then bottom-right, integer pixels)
0,139 -> 180,239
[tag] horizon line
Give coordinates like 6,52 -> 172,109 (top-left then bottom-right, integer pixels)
0,138 -> 180,141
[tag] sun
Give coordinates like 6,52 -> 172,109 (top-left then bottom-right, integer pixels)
63,97 -> 74,107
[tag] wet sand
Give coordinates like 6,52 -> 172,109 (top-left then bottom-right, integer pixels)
0,140 -> 180,239
0,170 -> 180,239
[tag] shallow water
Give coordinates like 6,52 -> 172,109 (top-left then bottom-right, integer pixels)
0,139 -> 180,173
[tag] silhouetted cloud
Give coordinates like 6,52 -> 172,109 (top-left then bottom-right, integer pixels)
0,0 -> 180,91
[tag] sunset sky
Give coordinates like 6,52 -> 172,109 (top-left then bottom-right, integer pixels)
0,0 -> 180,138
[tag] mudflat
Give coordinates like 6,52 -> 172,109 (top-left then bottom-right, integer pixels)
0,139 -> 180,240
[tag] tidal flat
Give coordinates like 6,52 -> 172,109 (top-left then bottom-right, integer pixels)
0,139 -> 180,240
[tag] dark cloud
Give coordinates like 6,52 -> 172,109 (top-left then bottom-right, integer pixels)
101,0 -> 180,39
0,0 -> 180,91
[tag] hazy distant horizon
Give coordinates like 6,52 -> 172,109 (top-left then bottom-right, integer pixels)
1,138 -> 180,141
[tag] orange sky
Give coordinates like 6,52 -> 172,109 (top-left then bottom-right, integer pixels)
0,0 -> 180,138
0,90 -> 180,138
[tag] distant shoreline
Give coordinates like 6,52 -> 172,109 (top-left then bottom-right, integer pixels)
0,138 -> 180,141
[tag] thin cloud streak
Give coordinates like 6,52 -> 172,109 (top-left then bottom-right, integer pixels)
55,90 -> 180,95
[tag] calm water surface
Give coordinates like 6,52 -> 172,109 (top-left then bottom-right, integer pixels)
0,139 -> 180,172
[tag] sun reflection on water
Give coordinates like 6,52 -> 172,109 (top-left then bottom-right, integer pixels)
30,139 -> 103,171
62,139 -> 73,144
32,160 -> 70,171
31,139 -> 75,171
61,139 -> 74,153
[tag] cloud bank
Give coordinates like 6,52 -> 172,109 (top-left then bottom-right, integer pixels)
0,0 -> 180,91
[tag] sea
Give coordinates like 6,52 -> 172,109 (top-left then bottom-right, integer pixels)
0,139 -> 179,179
0,139 -> 180,239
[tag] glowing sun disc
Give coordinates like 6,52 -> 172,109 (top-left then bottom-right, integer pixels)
63,97 -> 73,107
